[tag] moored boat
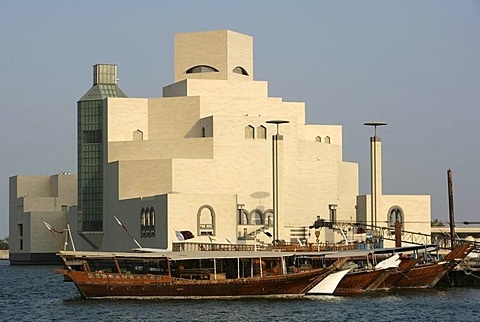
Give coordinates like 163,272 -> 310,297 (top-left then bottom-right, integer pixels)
55,250 -> 348,299
393,242 -> 473,289
305,251 -> 406,295
332,254 -> 402,295
305,243 -> 472,294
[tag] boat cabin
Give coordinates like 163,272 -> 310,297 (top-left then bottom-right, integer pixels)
59,250 -> 329,281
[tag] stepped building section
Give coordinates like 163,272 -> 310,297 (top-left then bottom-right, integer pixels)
9,173 -> 77,264
8,30 -> 432,258
71,30 -> 360,251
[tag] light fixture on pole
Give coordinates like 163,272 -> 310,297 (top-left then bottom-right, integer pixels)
266,120 -> 289,243
364,122 -> 387,228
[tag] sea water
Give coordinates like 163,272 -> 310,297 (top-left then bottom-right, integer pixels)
0,260 -> 478,322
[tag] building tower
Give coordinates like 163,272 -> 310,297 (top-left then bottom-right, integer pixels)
365,122 -> 386,228
77,64 -> 127,247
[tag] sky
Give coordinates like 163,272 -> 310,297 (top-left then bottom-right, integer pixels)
1,1 -> 479,239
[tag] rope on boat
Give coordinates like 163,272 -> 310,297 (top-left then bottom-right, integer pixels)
464,269 -> 480,280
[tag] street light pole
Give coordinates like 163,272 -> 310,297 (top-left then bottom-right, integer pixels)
364,122 -> 387,229
266,120 -> 289,243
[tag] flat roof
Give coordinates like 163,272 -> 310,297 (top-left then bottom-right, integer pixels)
58,244 -> 438,261
59,250 -> 300,261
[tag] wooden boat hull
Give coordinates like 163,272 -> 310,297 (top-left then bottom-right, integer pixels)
394,243 -> 473,289
333,270 -> 384,295
303,244 -> 471,294
376,259 -> 419,289
394,261 -> 450,288
57,267 -> 333,299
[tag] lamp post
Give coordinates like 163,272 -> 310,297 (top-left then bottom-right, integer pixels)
364,122 -> 387,228
266,120 -> 289,243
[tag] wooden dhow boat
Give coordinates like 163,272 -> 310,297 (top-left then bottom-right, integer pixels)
329,253 -> 407,295
393,242 -> 473,289
55,250 -> 348,299
306,243 -> 472,295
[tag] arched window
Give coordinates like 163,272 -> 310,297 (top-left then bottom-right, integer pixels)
325,136 -> 331,144
315,136 -> 321,143
245,125 -> 254,139
239,209 -> 249,225
250,209 -> 264,225
264,210 -> 274,227
133,129 -> 143,141
257,126 -> 267,139
388,207 -> 404,232
140,206 -> 155,237
197,205 -> 216,236
201,127 -> 206,138
186,65 -> 219,74
140,208 -> 146,237
145,208 -> 150,226
232,66 -> 249,76
141,208 -> 146,227
150,207 -> 155,226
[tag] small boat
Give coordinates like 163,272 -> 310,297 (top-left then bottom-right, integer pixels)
332,254 -> 403,295
393,243 -> 473,289
55,250 -> 348,299
306,243 -> 472,294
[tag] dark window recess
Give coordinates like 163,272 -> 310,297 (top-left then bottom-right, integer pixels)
83,130 -> 102,144
233,66 -> 249,76
186,65 -> 219,74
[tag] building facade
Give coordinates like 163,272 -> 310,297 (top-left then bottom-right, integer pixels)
71,30 -> 360,251
357,132 -> 431,247
9,30 -> 432,257
9,173 -> 77,264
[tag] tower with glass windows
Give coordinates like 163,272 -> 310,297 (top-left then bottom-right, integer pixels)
77,64 -> 127,246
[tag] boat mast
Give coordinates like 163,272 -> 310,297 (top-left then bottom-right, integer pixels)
259,256 -> 263,277
214,258 -> 217,279
113,256 -> 121,274
167,257 -> 172,277
447,169 -> 456,250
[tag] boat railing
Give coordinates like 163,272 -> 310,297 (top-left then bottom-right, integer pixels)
172,241 -> 359,252
172,242 -> 264,252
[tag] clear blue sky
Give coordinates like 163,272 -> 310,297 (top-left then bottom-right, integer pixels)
1,1 -> 479,239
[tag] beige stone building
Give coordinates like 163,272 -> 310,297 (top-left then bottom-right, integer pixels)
357,132 -> 431,247
9,173 -> 77,264
9,30 -> 432,257
72,30 -> 362,251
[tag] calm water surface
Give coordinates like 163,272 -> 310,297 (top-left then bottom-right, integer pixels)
0,260 -> 478,322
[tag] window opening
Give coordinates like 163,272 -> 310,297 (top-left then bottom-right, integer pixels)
233,66 -> 249,76
389,207 -> 404,232
257,126 -> 267,139
245,125 -> 254,139
133,129 -> 143,141
186,65 -> 219,74
198,206 -> 215,236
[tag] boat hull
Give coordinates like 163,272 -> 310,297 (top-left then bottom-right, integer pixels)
394,262 -> 450,288
58,268 -> 332,299
394,243 -> 473,289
